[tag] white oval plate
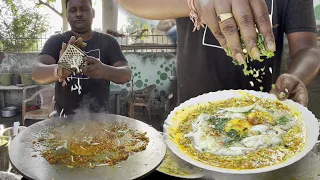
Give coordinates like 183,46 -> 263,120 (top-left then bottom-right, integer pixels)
163,90 -> 319,174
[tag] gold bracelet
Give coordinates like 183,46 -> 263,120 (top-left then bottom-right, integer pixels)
54,65 -> 63,82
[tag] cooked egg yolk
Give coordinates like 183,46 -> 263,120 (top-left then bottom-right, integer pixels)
224,119 -> 252,135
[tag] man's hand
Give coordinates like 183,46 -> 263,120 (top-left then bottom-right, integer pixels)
57,36 -> 88,79
195,0 -> 275,63
81,56 -> 106,79
270,74 -> 308,106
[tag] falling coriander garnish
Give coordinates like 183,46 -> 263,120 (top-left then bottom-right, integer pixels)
225,29 -> 275,88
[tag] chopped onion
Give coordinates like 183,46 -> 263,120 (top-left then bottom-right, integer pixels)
56,145 -> 64,151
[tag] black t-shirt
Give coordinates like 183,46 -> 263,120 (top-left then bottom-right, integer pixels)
40,31 -> 127,114
175,0 -> 316,105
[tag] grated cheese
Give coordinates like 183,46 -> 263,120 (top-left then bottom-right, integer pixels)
96,163 -> 111,167
59,109 -> 64,119
269,67 -> 273,74
70,56 -> 81,73
80,125 -> 86,131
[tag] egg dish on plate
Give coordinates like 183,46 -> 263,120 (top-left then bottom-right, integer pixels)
167,93 -> 306,170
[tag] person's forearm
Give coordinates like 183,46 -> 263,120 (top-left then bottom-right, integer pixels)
287,48 -> 320,86
116,0 -> 190,20
32,62 -> 59,85
102,65 -> 132,84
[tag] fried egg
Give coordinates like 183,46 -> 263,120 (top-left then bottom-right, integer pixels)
185,115 -> 255,156
224,119 -> 252,135
241,133 -> 283,149
184,114 -> 223,152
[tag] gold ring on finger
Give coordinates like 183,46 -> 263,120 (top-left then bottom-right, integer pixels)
217,13 -> 234,24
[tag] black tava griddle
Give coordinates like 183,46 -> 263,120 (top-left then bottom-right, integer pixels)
8,113 -> 166,180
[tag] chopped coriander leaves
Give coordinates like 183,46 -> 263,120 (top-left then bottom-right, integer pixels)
275,115 -> 291,125
225,129 -> 247,145
208,117 -> 230,134
225,30 -> 275,89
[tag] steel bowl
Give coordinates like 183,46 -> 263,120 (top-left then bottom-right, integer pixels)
0,127 -> 26,137
1,107 -> 17,118
0,136 -> 9,172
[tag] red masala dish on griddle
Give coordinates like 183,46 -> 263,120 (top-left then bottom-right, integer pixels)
32,121 -> 149,168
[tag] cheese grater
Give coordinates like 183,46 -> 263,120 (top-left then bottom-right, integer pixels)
58,44 -> 87,73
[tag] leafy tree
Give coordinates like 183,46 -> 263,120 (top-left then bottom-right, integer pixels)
120,14 -> 151,40
34,0 -> 68,31
0,0 -> 49,52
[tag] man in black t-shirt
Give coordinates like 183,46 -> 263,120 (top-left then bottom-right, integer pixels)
32,0 -> 131,115
117,0 -> 320,107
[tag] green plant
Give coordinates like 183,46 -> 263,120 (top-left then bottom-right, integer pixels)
121,15 -> 151,40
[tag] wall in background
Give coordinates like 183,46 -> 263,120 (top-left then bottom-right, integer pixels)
110,53 -> 176,110
0,52 -> 176,115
